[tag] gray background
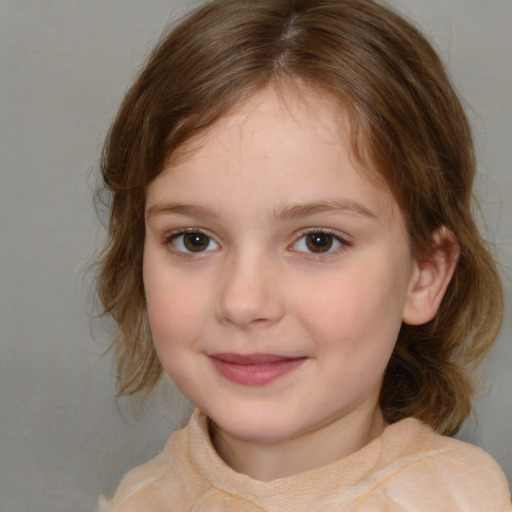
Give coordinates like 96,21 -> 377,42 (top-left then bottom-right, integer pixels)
1,1 -> 511,511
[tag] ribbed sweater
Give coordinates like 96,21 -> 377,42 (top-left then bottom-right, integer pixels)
99,409 -> 511,511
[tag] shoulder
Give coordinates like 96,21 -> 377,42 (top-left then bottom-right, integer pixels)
97,448 -> 172,512
97,422 -> 200,512
377,419 -> 512,511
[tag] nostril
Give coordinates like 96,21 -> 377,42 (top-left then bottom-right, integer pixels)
216,293 -> 284,329
215,260 -> 285,328
219,313 -> 272,329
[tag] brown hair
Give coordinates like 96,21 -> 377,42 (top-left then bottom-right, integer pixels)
96,0 -> 503,435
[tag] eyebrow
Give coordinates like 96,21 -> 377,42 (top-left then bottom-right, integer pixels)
146,199 -> 377,222
270,199 -> 377,221
146,203 -> 216,220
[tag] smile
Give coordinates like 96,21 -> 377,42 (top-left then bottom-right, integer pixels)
208,353 -> 307,386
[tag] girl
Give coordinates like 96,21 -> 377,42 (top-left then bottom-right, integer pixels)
96,0 -> 511,509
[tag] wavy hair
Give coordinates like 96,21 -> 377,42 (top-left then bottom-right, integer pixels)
96,0 -> 503,435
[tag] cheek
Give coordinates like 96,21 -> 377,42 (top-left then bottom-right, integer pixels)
145,285 -> 209,388
293,265 -> 406,356
147,296 -> 193,340
143,260 -> 209,355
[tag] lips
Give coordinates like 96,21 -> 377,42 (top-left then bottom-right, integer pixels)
209,353 -> 307,386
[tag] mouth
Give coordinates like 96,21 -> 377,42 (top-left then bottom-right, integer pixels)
208,353 -> 307,386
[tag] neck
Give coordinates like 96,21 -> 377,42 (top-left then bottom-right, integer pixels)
210,405 -> 386,482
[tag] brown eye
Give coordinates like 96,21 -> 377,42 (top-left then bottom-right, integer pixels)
169,230 -> 219,253
305,233 -> 334,253
183,232 -> 210,252
291,230 -> 347,255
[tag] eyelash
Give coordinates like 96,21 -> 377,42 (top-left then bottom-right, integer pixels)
290,228 -> 350,258
163,228 -> 220,256
162,227 -> 350,258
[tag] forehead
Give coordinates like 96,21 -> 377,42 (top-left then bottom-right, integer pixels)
164,85 -> 343,162
162,84 -> 387,187
149,87 -> 399,223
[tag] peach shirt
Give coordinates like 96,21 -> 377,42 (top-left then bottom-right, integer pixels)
99,409 -> 512,511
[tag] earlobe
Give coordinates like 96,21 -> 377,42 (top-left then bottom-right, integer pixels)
402,227 -> 460,326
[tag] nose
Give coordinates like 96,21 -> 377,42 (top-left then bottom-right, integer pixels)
215,253 -> 284,329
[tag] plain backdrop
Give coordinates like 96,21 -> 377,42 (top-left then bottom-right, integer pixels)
1,1 -> 511,510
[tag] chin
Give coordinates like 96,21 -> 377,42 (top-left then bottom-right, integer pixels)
207,404 -> 301,444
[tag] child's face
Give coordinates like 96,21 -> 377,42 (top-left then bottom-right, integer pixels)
143,87 -> 419,445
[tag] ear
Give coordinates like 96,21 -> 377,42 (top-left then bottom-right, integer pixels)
402,226 -> 460,326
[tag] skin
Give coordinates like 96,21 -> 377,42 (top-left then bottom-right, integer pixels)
143,87 -> 457,481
